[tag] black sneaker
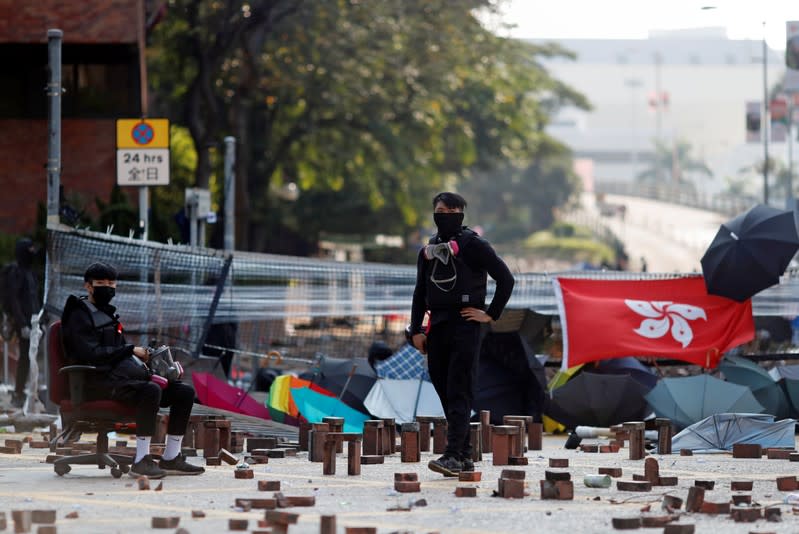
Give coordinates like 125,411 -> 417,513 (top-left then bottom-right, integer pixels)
129,455 -> 166,479
159,453 -> 205,475
428,455 -> 462,477
460,457 -> 475,472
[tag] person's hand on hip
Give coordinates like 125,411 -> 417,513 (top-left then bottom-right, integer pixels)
460,308 -> 492,323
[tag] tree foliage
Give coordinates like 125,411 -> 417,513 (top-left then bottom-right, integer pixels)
636,138 -> 712,187
148,0 -> 588,252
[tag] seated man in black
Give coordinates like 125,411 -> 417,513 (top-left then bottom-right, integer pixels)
62,262 -> 204,478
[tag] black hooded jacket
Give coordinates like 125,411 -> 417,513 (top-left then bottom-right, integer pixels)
6,238 -> 38,329
61,295 -> 149,383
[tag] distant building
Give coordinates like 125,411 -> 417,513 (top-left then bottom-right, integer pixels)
534,28 -> 786,196
0,0 -> 145,235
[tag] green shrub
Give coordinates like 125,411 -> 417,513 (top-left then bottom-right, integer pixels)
524,230 -> 615,265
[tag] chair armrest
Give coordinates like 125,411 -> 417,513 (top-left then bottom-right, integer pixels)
58,365 -> 99,374
58,365 -> 100,406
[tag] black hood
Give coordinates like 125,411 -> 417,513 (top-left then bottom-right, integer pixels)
15,238 -> 34,268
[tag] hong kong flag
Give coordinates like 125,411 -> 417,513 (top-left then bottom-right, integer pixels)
553,276 -> 754,369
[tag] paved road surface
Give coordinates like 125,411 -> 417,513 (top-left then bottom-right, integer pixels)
586,194 -> 728,273
2,431 -> 799,533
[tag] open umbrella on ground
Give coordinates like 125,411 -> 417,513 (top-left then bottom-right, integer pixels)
543,365 -> 584,433
490,308 -> 552,350
373,344 -> 429,380
769,364 -> 799,415
645,374 -> 765,429
545,371 -> 650,429
718,354 -> 791,418
266,375 -> 335,425
363,379 -> 444,424
192,372 -> 272,420
290,386 -> 370,433
671,413 -> 795,452
592,357 -> 660,390
769,364 -> 799,381
473,331 -> 547,425
701,204 -> 799,301
300,356 -> 377,414
773,371 -> 799,418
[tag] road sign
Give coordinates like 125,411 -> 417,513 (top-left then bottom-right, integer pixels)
185,188 -> 212,218
116,119 -> 169,148
117,149 -> 170,185
116,118 -> 170,186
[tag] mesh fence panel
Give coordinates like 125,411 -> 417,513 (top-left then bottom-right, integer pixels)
45,226 -> 799,365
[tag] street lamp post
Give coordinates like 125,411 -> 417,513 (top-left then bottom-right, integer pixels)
625,78 -> 643,181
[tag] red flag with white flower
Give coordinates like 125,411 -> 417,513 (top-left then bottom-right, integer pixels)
553,276 -> 754,369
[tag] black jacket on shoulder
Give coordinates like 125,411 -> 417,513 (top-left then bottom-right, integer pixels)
61,295 -> 145,383
410,226 -> 515,334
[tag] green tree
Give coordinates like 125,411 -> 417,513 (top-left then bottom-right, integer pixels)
460,148 -> 583,242
147,125 -> 215,244
148,0 -> 588,252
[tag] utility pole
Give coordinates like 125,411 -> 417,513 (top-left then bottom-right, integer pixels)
653,52 -> 664,183
788,96 -> 796,210
46,29 -> 62,227
224,136 -> 236,251
762,21 -> 770,205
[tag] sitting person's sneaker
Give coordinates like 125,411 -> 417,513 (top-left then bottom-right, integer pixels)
129,455 -> 166,479
159,453 -> 205,475
428,455 -> 462,477
460,457 -> 475,472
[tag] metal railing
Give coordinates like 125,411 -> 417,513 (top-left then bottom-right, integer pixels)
595,181 -> 757,216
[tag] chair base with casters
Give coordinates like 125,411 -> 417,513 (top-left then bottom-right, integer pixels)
48,321 -> 138,478
51,424 -> 135,478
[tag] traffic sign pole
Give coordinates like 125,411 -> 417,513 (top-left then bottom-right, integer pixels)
139,186 -> 148,241
224,136 -> 236,251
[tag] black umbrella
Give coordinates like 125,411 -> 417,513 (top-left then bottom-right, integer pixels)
472,331 -> 547,425
592,357 -> 659,390
545,371 -> 650,428
701,204 -> 799,301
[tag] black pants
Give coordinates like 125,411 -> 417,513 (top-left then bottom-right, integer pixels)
93,380 -> 195,437
14,333 -> 30,398
426,318 -> 483,459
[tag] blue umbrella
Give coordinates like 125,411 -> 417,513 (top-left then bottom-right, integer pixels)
290,387 -> 370,433
719,355 -> 791,418
672,413 -> 796,452
645,375 -> 764,429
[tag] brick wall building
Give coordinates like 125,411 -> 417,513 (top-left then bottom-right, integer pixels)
0,0 -> 144,235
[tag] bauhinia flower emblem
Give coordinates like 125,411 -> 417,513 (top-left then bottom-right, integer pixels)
624,300 -> 707,348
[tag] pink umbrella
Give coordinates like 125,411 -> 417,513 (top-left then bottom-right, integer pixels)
192,372 -> 272,420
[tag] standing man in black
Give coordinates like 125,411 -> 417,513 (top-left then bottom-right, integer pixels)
6,238 -> 39,408
62,262 -> 204,478
410,192 -> 515,477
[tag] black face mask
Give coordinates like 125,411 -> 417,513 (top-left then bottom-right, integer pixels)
92,286 -> 116,307
433,212 -> 464,239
